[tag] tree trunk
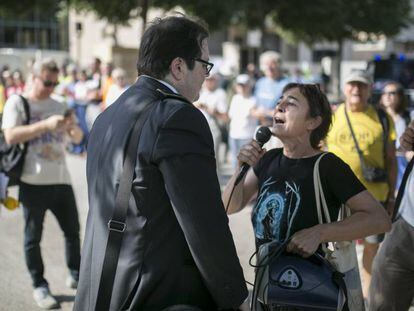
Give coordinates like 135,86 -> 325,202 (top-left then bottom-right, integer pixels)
139,0 -> 149,37
112,23 -> 118,47
260,21 -> 266,53
335,39 -> 343,101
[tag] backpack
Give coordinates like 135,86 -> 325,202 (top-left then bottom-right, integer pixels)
0,96 -> 31,186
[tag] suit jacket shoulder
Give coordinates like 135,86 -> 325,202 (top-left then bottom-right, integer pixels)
152,99 -> 214,163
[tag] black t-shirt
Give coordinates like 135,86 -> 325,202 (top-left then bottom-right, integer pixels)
252,148 -> 366,245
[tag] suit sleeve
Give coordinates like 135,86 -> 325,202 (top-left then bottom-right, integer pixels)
152,104 -> 248,308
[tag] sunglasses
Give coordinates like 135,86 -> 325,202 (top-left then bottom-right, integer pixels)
192,58 -> 214,76
41,79 -> 59,88
382,91 -> 397,96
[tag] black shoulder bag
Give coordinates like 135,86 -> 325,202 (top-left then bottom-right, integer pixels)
344,107 -> 388,183
0,95 -> 31,186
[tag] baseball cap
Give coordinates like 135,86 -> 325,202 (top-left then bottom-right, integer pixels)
344,70 -> 373,85
236,74 -> 250,85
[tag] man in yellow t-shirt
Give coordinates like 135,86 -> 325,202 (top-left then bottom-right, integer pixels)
326,70 -> 397,299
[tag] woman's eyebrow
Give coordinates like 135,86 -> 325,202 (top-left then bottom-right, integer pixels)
286,95 -> 299,102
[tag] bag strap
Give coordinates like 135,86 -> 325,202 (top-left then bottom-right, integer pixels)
95,98 -> 160,311
376,108 -> 389,168
344,107 -> 366,165
313,152 -> 330,225
313,153 -> 332,255
19,95 -> 31,125
313,153 -> 351,251
313,154 -> 349,311
19,95 -> 31,158
392,157 -> 414,222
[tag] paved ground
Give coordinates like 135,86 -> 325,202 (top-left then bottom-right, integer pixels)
0,155 -> 88,311
0,153 -> 411,310
0,154 -> 257,311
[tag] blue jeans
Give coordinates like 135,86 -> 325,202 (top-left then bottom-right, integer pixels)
19,183 -> 81,288
229,137 -> 251,169
68,101 -> 89,154
396,155 -> 408,191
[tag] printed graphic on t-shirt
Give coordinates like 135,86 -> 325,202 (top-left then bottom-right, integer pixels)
335,122 -> 378,153
28,115 -> 65,163
252,176 -> 301,242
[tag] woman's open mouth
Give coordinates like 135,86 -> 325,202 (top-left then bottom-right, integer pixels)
274,117 -> 285,125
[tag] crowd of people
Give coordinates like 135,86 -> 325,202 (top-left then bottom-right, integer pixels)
1,58 -> 130,154
1,14 -> 414,311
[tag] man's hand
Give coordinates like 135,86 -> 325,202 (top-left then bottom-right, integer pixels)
193,101 -> 207,110
386,199 -> 395,217
237,140 -> 266,168
400,121 -> 414,151
287,225 -> 324,258
43,115 -> 66,132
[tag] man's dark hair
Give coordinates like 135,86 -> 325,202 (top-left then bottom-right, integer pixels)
282,83 -> 332,149
137,15 -> 209,79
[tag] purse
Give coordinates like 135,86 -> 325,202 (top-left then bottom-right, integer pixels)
313,153 -> 365,311
252,240 -> 347,311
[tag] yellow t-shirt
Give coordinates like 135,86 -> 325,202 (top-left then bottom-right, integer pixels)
326,104 -> 396,201
0,84 -> 5,114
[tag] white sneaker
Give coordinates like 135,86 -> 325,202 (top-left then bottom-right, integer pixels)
33,286 -> 59,309
65,275 -> 78,289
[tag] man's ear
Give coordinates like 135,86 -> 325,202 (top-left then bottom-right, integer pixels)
307,116 -> 322,131
170,57 -> 185,81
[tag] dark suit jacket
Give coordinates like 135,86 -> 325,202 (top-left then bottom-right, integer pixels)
74,76 -> 248,310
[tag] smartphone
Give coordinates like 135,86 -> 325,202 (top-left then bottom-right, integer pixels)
63,108 -> 74,118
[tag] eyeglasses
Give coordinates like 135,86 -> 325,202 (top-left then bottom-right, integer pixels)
193,58 -> 214,76
382,91 -> 397,96
41,80 -> 59,88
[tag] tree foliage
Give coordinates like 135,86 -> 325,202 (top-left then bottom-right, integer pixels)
68,0 -> 242,30
1,0 -> 411,43
270,0 -> 412,45
0,0 -> 61,18
68,0 -> 139,25
152,0 -> 241,30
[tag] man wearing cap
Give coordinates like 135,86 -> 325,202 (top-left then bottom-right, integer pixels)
326,70 -> 397,299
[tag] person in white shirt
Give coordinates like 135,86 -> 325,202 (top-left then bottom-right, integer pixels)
195,73 -> 228,169
104,68 -> 129,107
2,59 -> 83,309
228,74 -> 259,168
369,121 -> 414,310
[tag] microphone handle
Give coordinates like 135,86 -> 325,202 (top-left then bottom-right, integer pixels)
234,164 -> 250,186
234,140 -> 266,186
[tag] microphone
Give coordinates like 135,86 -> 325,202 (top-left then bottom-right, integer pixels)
234,126 -> 272,185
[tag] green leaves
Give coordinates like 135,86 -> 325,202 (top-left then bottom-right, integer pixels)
268,0 -> 412,45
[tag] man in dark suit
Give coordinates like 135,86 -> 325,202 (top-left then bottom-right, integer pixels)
74,15 -> 248,311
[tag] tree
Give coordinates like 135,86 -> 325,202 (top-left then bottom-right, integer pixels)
0,0 -> 58,16
69,0 -> 139,25
152,0 -> 241,31
68,0 -> 241,44
270,0 -> 413,96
